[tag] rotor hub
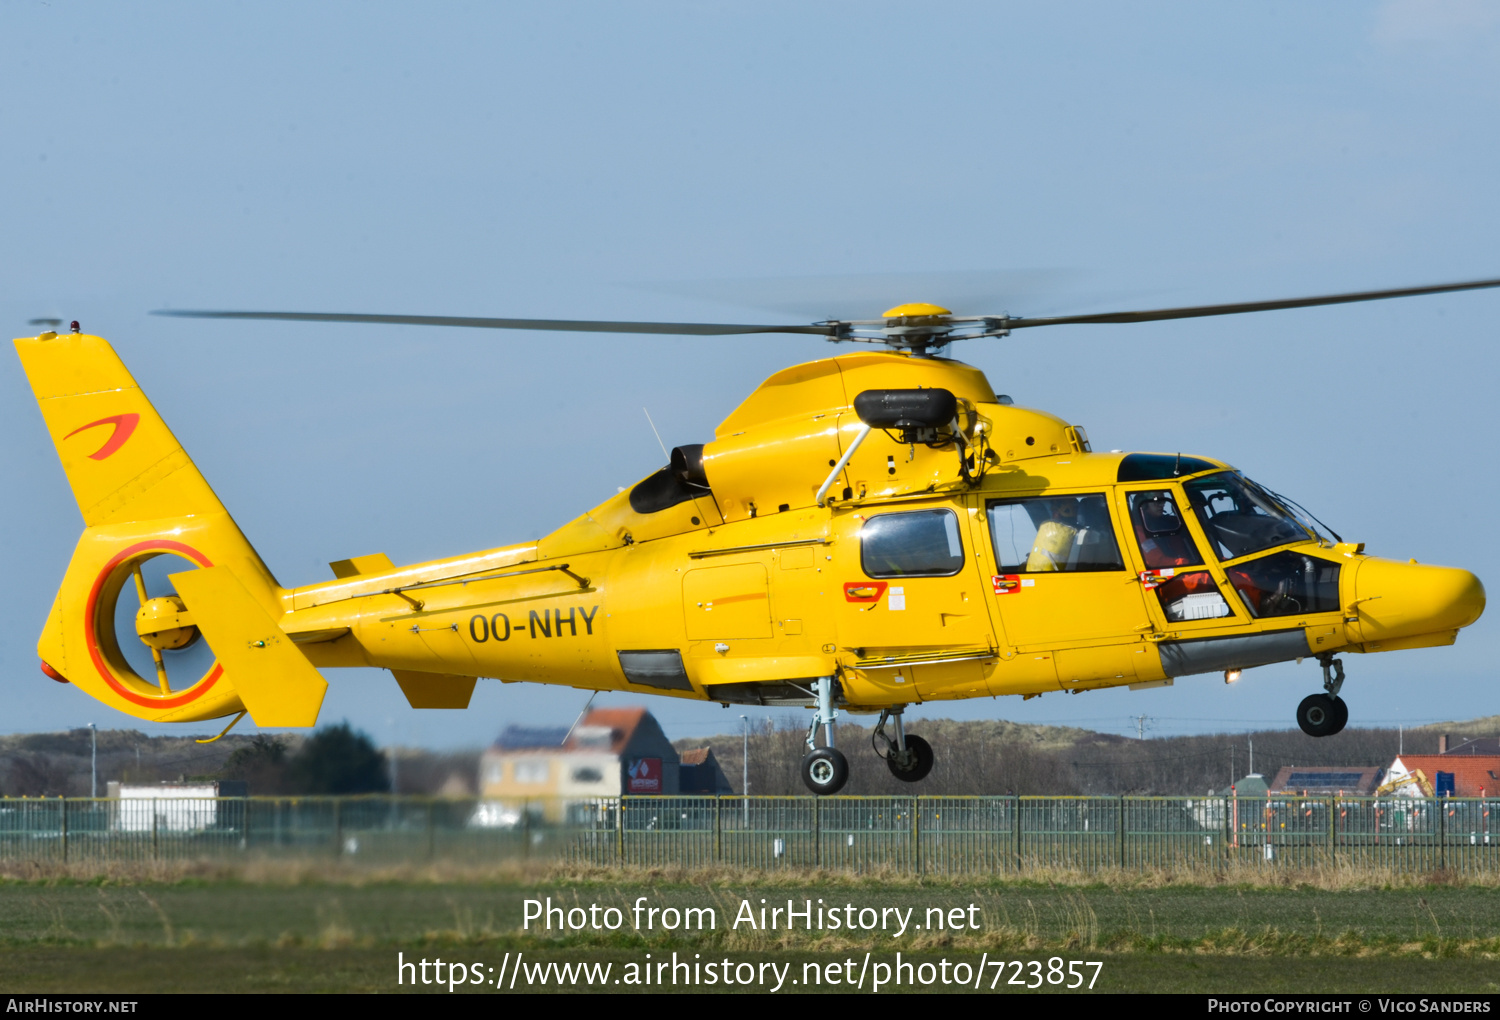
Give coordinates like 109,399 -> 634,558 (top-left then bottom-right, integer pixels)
135,595 -> 198,651
882,302 -> 952,319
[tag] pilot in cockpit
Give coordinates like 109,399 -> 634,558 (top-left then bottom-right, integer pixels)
1134,494 -> 1197,568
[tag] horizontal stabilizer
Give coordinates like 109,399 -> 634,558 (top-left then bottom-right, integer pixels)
391,669 -> 478,709
170,566 -> 328,727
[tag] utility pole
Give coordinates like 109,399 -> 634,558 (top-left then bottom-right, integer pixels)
1130,714 -> 1152,740
1249,737 -> 1254,776
386,717 -> 400,832
739,715 -> 749,828
387,717 -> 399,795
87,723 -> 96,798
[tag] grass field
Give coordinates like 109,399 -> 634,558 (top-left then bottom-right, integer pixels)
1,865 -> 1498,993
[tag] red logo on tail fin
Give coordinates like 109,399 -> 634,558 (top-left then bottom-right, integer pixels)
64,413 -> 140,460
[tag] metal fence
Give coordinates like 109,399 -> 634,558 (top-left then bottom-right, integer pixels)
0,795 -> 1493,874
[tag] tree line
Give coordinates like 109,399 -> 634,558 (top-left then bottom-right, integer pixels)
0,723 -> 460,797
682,715 -> 1497,797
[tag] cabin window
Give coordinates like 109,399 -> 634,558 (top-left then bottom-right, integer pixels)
860,509 -> 965,578
1183,472 -> 1311,560
1224,550 -> 1341,618
987,495 -> 1125,573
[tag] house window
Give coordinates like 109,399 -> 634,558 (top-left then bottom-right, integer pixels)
513,760 -> 550,784
573,726 -> 615,750
572,767 -> 605,784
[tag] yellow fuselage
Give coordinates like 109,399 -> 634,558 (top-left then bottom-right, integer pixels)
18,334 -> 1485,724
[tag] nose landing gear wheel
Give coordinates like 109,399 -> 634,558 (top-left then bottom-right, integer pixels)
886,734 -> 934,782
1330,696 -> 1348,733
800,747 -> 849,795
1296,693 -> 1347,737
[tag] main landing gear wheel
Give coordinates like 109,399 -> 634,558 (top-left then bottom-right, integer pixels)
801,747 -> 849,795
1296,693 -> 1347,737
886,734 -> 934,782
871,707 -> 935,784
800,675 -> 848,795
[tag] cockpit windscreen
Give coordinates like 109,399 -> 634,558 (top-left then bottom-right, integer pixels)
1182,472 -> 1312,561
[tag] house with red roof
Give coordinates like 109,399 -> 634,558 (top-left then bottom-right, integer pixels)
1380,754 -> 1500,798
478,706 -> 682,814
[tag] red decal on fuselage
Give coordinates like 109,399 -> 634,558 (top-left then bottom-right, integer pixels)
65,413 -> 140,460
843,581 -> 888,603
992,574 -> 1021,595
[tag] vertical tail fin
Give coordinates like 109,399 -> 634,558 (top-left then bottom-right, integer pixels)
17,331 -> 232,527
16,331 -> 323,725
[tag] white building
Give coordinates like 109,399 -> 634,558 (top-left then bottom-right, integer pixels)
107,781 -> 247,832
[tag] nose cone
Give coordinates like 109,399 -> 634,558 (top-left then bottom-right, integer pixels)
1352,557 -> 1486,644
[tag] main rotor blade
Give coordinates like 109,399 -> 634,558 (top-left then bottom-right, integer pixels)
153,274 -> 1500,339
151,309 -> 836,337
1005,276 -> 1500,329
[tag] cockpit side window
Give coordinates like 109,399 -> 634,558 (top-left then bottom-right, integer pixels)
1226,551 -> 1341,618
987,495 -> 1125,573
1126,490 -> 1204,569
1183,472 -> 1311,560
860,509 -> 965,578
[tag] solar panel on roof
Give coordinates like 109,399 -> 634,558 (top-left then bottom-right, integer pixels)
496,725 -> 570,749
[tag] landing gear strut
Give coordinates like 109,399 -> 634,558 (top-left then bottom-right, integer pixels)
1296,654 -> 1349,738
799,676 -> 849,795
872,707 -> 934,782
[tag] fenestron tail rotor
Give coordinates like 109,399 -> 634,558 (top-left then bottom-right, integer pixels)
115,552 -> 215,698
153,274 -> 1500,356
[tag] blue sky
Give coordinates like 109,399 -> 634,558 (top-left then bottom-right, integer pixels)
3,2 -> 1499,747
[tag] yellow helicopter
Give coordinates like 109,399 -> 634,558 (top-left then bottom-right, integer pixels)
15,277 -> 1495,794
